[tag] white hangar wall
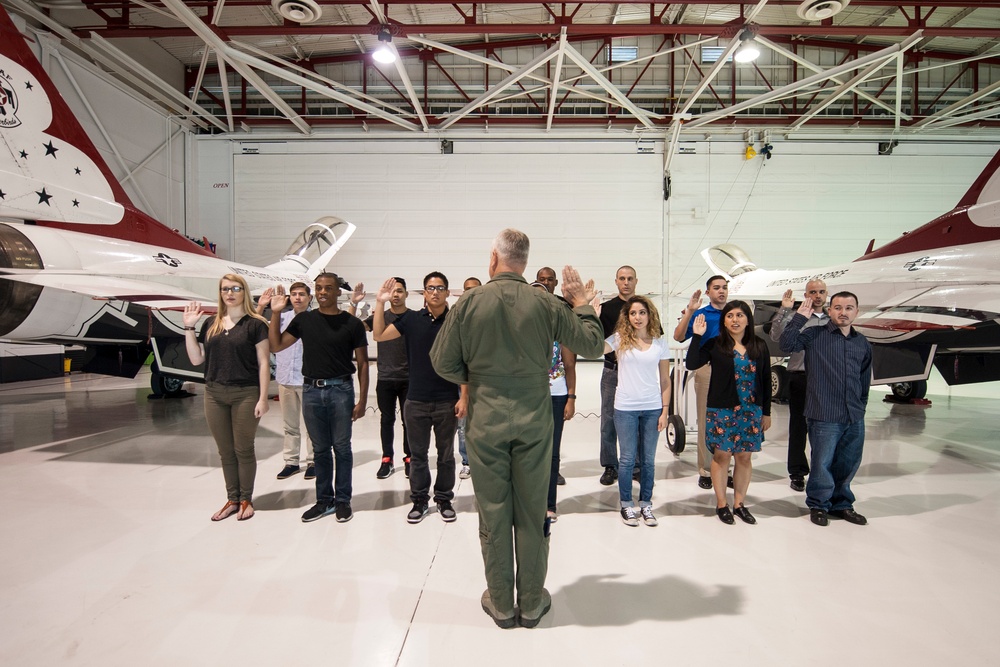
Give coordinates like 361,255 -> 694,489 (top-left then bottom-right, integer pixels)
193,137 -> 999,321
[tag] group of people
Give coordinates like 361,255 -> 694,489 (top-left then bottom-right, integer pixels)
182,228 -> 873,629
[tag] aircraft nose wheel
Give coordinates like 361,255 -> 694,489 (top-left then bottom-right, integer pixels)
665,414 -> 686,454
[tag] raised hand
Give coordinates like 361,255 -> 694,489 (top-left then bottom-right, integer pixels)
692,313 -> 707,336
257,287 -> 274,315
183,302 -> 203,327
375,277 -> 396,304
351,282 -> 366,305
687,290 -> 703,313
781,289 -> 795,309
796,300 -> 814,318
269,284 -> 288,312
561,265 -> 594,308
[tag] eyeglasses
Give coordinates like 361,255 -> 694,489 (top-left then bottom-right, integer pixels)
220,286 -> 244,293
424,285 -> 449,293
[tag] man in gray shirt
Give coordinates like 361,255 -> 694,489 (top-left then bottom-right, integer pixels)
769,279 -> 828,492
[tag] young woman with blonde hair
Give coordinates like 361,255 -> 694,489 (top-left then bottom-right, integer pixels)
184,274 -> 271,521
603,295 -> 671,527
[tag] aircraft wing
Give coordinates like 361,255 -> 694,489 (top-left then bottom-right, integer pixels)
860,284 -> 1000,332
0,271 -> 213,308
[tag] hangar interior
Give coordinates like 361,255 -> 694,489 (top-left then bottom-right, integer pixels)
1,1 -> 999,665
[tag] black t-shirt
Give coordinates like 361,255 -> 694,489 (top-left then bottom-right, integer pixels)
599,295 -> 627,364
393,307 -> 458,402
199,315 -> 269,387
285,310 -> 368,379
364,310 -> 409,381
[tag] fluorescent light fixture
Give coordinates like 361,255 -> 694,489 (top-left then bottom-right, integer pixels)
701,46 -> 733,64
605,45 -> 639,64
373,26 -> 396,64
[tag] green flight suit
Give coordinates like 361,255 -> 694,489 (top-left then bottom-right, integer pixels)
429,272 -> 604,617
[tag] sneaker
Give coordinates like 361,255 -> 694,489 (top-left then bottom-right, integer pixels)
404,457 -> 411,479
301,502 -> 336,523
547,510 -> 558,524
437,501 -> 457,522
790,476 -> 806,492
376,457 -> 394,479
599,466 -> 618,486
640,506 -> 658,527
727,475 -> 734,489
459,465 -> 471,479
276,464 -> 301,480
335,503 -> 353,523
697,475 -> 713,490
620,506 -> 639,527
304,464 -> 316,480
556,473 -> 566,486
407,502 -> 429,524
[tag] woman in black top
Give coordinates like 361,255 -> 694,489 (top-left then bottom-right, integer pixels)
184,274 -> 270,521
686,301 -> 772,525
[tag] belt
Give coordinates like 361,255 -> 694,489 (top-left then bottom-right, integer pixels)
604,361 -> 618,370
787,370 -> 806,375
303,376 -> 350,387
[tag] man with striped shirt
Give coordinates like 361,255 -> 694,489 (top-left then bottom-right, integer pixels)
779,291 -> 872,527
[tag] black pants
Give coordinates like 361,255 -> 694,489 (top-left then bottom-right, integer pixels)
404,399 -> 457,504
787,372 -> 810,478
376,379 -> 409,460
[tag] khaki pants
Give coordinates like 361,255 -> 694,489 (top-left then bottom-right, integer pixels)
204,384 -> 260,502
279,383 -> 312,466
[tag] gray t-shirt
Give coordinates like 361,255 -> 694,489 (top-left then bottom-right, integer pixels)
365,309 -> 409,381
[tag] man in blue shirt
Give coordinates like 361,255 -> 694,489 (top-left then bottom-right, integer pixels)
779,291 -> 872,527
672,275 -> 729,489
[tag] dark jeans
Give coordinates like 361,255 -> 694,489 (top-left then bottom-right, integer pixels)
404,399 -> 457,504
787,372 -> 810,478
302,378 -> 354,506
376,378 -> 409,460
806,419 -> 865,512
547,394 -> 568,512
599,365 -> 619,469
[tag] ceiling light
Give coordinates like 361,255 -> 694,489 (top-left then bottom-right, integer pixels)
373,27 -> 396,64
734,30 -> 760,64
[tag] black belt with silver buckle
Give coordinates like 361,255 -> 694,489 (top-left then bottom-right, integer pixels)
304,376 -> 349,387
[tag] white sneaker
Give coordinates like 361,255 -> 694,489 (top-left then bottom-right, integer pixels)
620,507 -> 639,527
640,506 -> 658,527
459,465 -> 471,479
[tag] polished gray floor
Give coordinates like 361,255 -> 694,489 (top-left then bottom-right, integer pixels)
0,363 -> 997,666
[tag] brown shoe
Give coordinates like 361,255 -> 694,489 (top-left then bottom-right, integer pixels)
211,500 -> 239,521
237,500 -> 255,521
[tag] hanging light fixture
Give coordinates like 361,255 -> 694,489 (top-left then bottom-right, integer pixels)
734,29 -> 761,64
373,26 -> 396,64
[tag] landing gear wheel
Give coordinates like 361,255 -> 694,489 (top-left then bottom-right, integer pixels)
666,414 -> 686,454
891,380 -> 927,401
150,363 -> 186,398
771,365 -> 788,401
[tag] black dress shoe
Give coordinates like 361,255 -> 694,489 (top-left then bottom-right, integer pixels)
697,475 -> 713,490
716,506 -> 735,525
556,473 -> 566,486
727,475 -> 734,489
829,508 -> 868,525
810,508 -> 829,526
599,466 -> 618,486
733,504 -> 757,525
790,477 -> 805,492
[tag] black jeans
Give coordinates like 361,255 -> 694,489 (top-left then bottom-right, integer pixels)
787,371 -> 810,478
376,379 -> 409,460
403,399 -> 457,504
547,394 -> 568,512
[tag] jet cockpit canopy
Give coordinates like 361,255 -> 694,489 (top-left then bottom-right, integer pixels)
700,243 -> 758,280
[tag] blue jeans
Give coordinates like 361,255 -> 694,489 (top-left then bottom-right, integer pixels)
457,416 -> 469,466
302,378 -> 354,506
547,394 -> 568,512
806,419 -> 865,512
613,408 -> 660,507
600,366 -> 619,469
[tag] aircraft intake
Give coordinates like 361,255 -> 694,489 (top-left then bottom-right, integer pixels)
0,224 -> 45,336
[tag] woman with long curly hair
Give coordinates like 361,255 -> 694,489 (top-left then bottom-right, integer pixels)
602,295 -> 671,527
184,274 -> 271,521
686,300 -> 772,525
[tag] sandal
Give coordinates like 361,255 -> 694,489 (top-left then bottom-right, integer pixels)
237,500 -> 255,521
716,505 -> 734,525
733,504 -> 757,525
211,500 -> 240,521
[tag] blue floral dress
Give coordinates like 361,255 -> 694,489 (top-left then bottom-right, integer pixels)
705,352 -> 764,453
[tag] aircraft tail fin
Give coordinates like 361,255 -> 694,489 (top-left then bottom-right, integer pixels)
0,8 -> 212,256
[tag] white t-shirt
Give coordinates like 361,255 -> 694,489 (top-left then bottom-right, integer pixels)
607,333 -> 671,411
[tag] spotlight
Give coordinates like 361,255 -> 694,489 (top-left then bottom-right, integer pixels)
734,30 -> 760,64
760,143 -> 773,160
373,26 -> 396,64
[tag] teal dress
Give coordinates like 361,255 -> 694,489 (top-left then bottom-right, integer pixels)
705,352 -> 764,453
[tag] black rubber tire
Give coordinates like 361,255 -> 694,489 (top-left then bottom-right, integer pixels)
771,365 -> 788,401
151,370 -> 186,397
891,380 -> 928,401
666,414 -> 686,454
